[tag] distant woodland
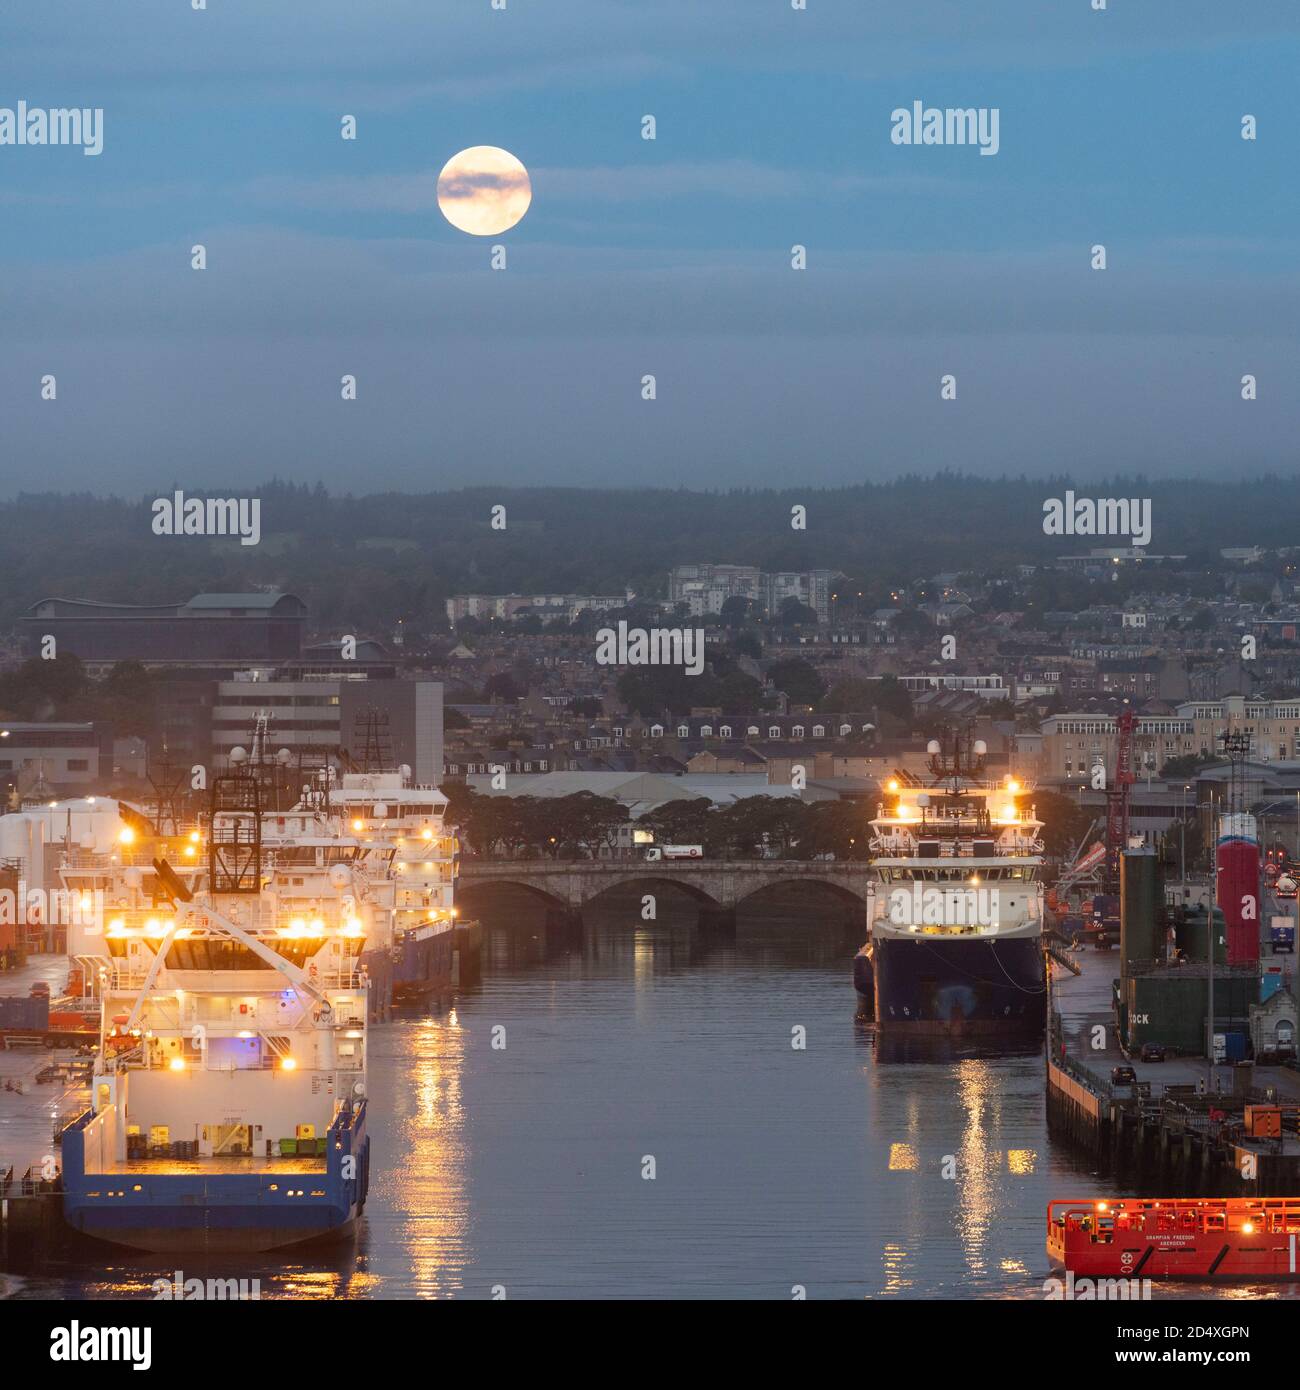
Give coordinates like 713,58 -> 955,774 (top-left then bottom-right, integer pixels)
0,475 -> 1293,640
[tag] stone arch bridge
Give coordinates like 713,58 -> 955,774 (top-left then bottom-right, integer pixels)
458,859 -> 870,932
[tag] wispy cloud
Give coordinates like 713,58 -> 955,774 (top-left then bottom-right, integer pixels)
242,161 -> 971,215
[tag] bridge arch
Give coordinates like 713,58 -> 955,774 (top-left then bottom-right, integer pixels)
733,877 -> 866,912
576,874 -> 722,910
456,878 -> 571,915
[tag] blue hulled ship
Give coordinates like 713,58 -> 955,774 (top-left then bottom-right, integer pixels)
858,732 -> 1047,1039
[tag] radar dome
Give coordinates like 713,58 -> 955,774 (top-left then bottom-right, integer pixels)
277,748 -> 292,765
124,868 -> 143,890
927,740 -> 941,755
973,740 -> 987,756
373,803 -> 388,819
916,793 -> 930,807
229,746 -> 247,764
328,864 -> 352,890
399,764 -> 412,779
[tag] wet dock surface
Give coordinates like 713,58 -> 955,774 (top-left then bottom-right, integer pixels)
1051,943 -> 1300,1107
0,955 -> 91,1181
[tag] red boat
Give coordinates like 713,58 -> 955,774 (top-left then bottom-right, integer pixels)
1048,1198 -> 1300,1280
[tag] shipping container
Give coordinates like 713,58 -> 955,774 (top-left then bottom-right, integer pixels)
0,994 -> 49,1030
1222,1030 -> 1248,1063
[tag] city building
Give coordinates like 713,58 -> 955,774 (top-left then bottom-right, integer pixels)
205,671 -> 445,784
0,721 -> 113,799
20,592 -> 306,671
666,564 -> 839,623
445,592 -> 634,625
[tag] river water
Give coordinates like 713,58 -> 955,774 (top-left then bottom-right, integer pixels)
2,886 -> 1294,1300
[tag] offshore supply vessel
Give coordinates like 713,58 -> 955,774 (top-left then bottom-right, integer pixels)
854,732 -> 1048,1037
222,710 -> 460,1008
58,771 -> 372,1252
1048,1198 -> 1300,1281
329,767 -> 458,1003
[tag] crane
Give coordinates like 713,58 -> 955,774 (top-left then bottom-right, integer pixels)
1104,706 -> 1136,891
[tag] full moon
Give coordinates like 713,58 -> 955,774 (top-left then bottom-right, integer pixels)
436,146 -> 532,236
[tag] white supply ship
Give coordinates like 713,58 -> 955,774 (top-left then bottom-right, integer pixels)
855,731 -> 1047,1038
58,770 -> 373,1252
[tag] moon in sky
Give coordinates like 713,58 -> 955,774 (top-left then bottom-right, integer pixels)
436,146 -> 532,236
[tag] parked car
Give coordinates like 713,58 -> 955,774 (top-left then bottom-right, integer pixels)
1111,1064 -> 1137,1085
1139,1043 -> 1167,1063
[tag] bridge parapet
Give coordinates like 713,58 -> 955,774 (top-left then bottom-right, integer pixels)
458,859 -> 870,911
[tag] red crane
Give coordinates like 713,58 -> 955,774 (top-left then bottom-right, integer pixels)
1104,707 -> 1136,889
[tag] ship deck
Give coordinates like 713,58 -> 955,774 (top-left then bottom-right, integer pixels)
100,1155 -> 327,1176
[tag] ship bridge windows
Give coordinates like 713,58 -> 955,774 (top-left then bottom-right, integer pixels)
877,866 -> 1038,883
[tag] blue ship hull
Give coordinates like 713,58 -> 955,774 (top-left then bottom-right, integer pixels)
60,1102 -> 370,1254
392,927 -> 454,1002
863,935 -> 1046,1037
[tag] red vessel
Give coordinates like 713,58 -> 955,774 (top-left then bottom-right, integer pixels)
1048,1198 -> 1300,1280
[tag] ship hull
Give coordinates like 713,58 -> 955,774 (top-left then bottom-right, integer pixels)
867,934 -> 1046,1037
60,1104 -> 370,1254
391,927 -> 454,1002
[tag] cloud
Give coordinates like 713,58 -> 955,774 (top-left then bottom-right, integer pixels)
3,0 -> 1297,98
242,161 -> 969,216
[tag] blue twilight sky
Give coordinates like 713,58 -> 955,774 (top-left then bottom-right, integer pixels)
0,0 -> 1296,496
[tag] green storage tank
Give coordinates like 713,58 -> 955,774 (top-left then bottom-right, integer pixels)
1181,906 -> 1227,965
1121,849 -> 1162,971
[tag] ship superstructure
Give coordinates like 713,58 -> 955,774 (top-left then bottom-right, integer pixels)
230,709 -> 460,1006
58,775 -> 372,1252
856,733 -> 1048,1037
327,768 -> 458,1002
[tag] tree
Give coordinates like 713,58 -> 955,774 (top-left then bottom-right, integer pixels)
767,658 -> 825,708
732,631 -> 763,660
636,798 -> 713,848
96,661 -> 156,738
777,597 -> 818,627
794,800 -> 870,861
718,670 -> 763,711
1033,789 -> 1095,862
822,676 -> 877,713
550,792 -> 628,859
719,595 -> 751,628
891,609 -> 933,641
0,654 -> 89,720
873,674 -> 912,723
485,672 -> 522,704
617,666 -> 721,717
1160,752 -> 1217,778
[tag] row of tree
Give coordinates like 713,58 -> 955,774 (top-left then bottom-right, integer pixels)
443,785 -> 1100,864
